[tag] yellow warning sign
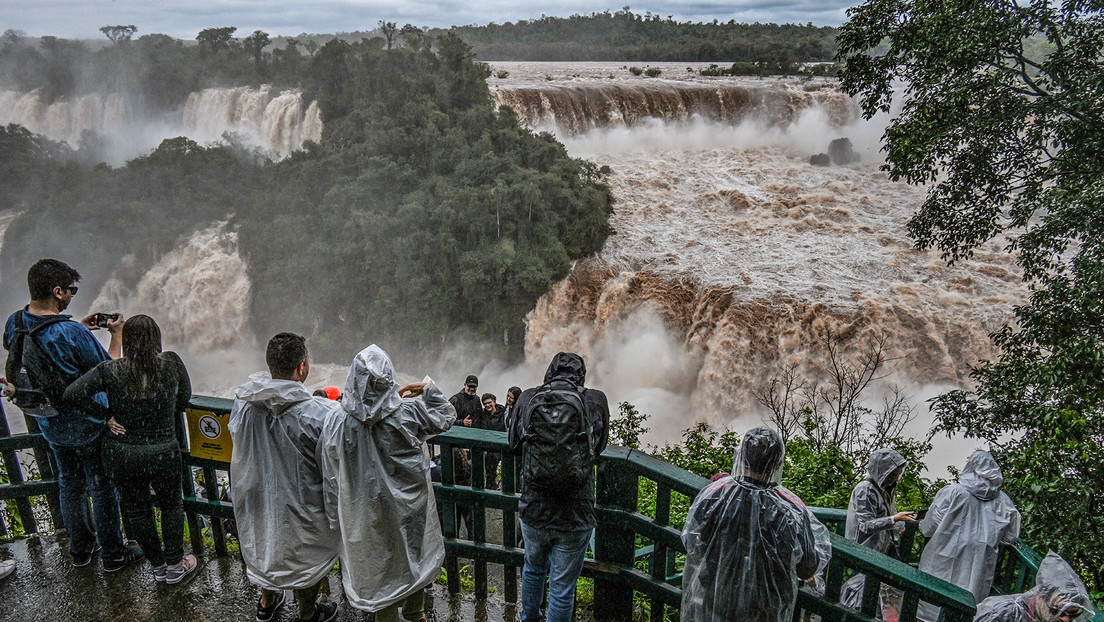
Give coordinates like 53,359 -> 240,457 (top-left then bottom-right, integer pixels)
186,408 -> 234,462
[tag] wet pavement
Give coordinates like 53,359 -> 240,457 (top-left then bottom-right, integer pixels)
0,533 -> 514,622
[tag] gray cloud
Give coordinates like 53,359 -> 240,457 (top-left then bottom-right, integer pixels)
1,0 -> 857,39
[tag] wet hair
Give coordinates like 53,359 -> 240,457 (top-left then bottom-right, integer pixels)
266,332 -> 307,378
28,259 -> 80,301
507,386 -> 522,399
312,389 -> 327,397
482,393 -> 496,404
120,315 -> 163,395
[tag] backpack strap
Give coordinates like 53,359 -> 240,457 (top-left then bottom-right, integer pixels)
5,309 -> 72,385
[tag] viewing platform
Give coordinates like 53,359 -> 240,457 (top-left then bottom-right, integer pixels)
0,395 -> 1099,622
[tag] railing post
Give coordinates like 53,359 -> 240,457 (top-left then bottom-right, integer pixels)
22,413 -> 61,528
595,449 -> 638,622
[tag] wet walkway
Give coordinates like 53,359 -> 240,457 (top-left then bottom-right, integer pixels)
0,533 -> 513,622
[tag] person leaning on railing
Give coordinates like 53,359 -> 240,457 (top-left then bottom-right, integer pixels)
916,450 -> 1022,622
973,552 -> 1096,622
680,426 -> 830,622
64,314 -> 197,584
839,447 -> 919,613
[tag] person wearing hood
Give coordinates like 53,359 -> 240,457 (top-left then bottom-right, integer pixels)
840,447 -> 918,613
320,345 -> 456,622
681,426 -> 830,622
916,451 -> 1022,622
228,333 -> 341,622
974,552 -> 1095,622
509,352 -> 609,622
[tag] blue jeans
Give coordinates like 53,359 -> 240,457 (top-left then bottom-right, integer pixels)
51,436 -> 125,559
520,520 -> 591,622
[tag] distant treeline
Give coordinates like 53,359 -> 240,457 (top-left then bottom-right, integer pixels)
0,35 -> 613,361
448,10 -> 839,62
0,11 -> 840,109
0,26 -> 321,109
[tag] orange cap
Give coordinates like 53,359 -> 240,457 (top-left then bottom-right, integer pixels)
323,386 -> 341,401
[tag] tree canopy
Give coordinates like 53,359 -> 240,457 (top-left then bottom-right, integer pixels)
0,35 -> 613,364
838,0 -> 1104,592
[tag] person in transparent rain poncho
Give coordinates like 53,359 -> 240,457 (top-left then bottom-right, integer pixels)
839,447 -> 919,616
320,345 -> 456,622
974,552 -> 1096,622
916,451 -> 1022,622
228,333 -> 342,622
681,426 -> 832,622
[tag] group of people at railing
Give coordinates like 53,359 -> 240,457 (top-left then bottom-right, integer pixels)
1,256 -> 1098,622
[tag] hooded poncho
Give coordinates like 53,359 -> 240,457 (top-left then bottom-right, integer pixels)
320,345 -> 456,612
916,451 -> 1022,622
681,427 -> 830,622
228,372 -> 341,589
974,552 -> 1096,622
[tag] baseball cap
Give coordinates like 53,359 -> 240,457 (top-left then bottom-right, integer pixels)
465,375 -> 479,387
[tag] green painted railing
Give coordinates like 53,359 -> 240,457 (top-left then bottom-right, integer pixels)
1,395 -> 1101,622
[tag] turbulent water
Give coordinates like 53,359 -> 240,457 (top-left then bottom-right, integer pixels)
0,86 -> 321,162
486,62 -> 1025,446
1,63 -> 1026,468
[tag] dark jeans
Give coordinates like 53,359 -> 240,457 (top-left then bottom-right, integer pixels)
51,436 -> 125,559
104,440 -> 185,566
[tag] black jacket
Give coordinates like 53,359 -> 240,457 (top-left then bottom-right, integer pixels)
472,404 -> 506,432
508,352 -> 609,531
448,390 -> 483,427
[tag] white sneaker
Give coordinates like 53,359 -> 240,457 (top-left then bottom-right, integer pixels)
0,559 -> 14,580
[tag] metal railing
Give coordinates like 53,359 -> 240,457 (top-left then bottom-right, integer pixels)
1,395 -> 1100,622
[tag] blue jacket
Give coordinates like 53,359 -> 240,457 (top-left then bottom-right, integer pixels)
4,309 -> 111,447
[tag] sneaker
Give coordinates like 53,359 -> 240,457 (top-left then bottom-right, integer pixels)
165,554 -> 197,584
103,545 -> 144,573
0,559 -> 15,580
256,590 -> 286,622
152,564 -> 168,582
72,543 -> 102,568
300,601 -> 338,622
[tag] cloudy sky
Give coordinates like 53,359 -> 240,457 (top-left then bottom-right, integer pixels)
2,0 -> 856,40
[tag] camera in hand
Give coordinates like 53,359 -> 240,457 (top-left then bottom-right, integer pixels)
94,313 -> 120,328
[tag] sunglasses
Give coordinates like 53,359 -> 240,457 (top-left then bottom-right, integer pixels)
58,286 -> 78,295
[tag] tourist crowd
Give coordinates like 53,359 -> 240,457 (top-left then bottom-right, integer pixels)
1,258 -> 1096,622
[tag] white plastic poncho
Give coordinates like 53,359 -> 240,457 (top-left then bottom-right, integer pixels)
320,345 -> 456,612
681,427 -> 825,622
228,372 -> 341,590
974,551 -> 1096,622
916,451 -> 1022,622
840,447 -> 908,612
846,447 -> 907,553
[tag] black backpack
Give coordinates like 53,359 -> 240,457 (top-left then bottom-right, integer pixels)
520,382 -> 599,496
4,311 -> 73,418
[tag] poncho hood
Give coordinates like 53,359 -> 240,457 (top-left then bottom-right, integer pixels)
866,447 -> 907,490
235,372 -> 313,416
341,345 -> 403,424
959,450 -> 1004,502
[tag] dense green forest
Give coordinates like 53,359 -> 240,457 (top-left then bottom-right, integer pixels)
0,34 -> 613,361
448,10 -> 838,62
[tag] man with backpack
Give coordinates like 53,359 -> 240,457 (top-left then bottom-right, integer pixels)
2,259 -> 140,571
508,352 -> 609,622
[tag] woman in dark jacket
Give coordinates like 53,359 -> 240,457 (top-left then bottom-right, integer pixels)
65,314 -> 196,584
